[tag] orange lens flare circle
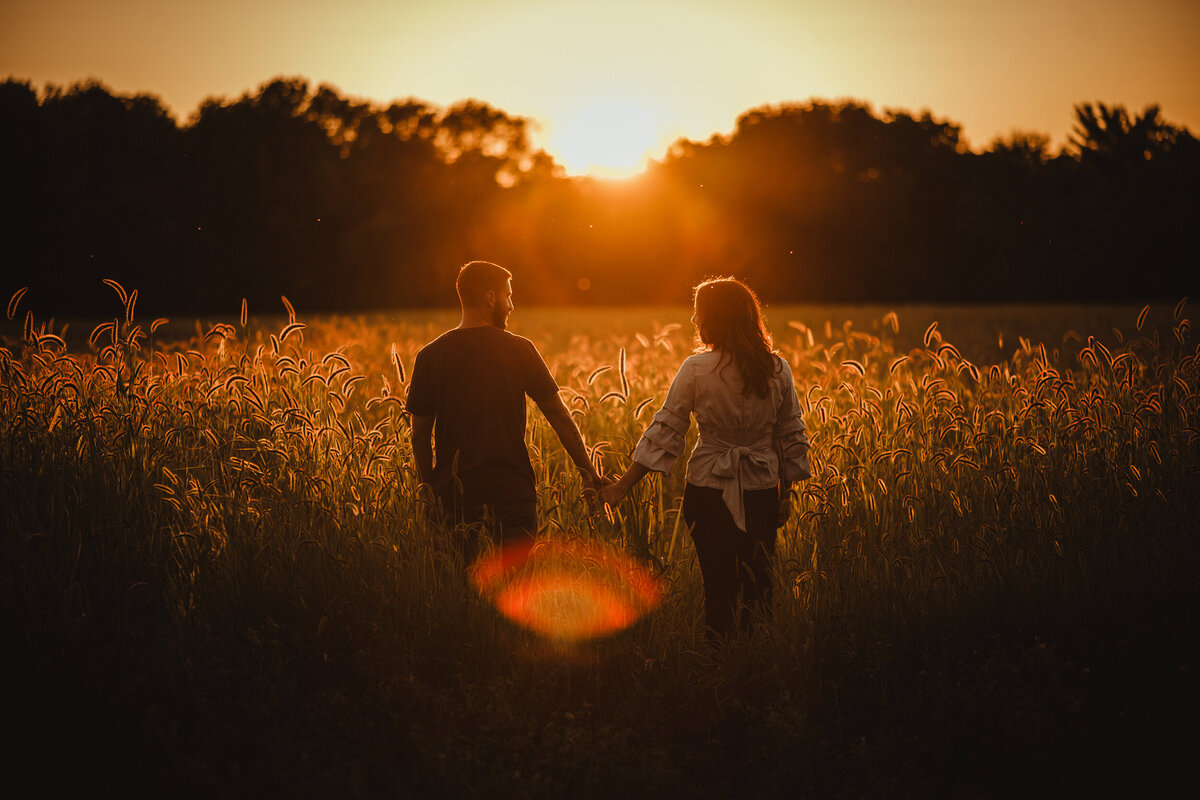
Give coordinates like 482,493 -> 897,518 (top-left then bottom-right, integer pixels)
470,539 -> 662,641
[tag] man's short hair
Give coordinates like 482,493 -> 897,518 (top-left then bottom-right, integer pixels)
456,261 -> 512,308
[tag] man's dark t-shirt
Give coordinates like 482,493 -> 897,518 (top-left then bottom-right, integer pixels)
405,326 -> 559,512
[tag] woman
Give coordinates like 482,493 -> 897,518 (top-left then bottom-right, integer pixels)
599,278 -> 811,636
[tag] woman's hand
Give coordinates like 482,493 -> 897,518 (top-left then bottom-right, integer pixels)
777,484 -> 795,528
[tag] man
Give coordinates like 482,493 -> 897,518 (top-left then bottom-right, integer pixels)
406,260 -> 604,562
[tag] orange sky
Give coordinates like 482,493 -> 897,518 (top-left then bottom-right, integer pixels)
3,0 -> 1198,176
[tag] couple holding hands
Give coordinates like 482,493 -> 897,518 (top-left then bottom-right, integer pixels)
406,261 -> 810,636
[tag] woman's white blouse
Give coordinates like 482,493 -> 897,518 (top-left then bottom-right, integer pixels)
632,350 -> 811,531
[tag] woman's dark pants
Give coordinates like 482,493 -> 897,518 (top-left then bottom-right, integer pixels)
683,482 -> 779,637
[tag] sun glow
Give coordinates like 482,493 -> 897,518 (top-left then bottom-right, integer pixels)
545,93 -> 666,179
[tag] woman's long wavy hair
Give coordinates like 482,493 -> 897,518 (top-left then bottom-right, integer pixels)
692,277 -> 778,398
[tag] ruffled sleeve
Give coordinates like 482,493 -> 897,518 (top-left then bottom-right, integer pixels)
774,358 -> 812,482
632,358 -> 696,473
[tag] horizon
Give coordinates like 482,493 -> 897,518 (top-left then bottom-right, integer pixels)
3,0 -> 1198,177
5,72 -> 1196,173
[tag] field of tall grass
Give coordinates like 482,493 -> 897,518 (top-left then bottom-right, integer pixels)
2,283 -> 1197,798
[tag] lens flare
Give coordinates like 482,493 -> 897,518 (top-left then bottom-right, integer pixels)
471,539 -> 662,641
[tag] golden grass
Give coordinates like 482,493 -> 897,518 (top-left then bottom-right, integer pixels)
3,288 -> 1197,611
1,283 -> 1197,794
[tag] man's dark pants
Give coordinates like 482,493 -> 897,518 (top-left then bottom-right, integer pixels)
432,494 -> 538,569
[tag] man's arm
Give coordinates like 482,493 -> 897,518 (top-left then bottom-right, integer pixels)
410,414 -> 435,485
535,392 -> 603,488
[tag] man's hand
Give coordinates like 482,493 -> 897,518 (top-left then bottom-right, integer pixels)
580,470 -> 611,512
577,469 -> 598,491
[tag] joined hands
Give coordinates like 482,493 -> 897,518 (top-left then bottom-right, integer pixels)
580,471 -> 614,512
597,481 -> 624,509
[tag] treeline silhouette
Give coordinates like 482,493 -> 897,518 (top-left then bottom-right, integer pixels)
2,76 -> 1196,314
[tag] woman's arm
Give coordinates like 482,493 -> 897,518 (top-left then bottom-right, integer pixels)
773,359 -> 812,483
778,480 -> 798,527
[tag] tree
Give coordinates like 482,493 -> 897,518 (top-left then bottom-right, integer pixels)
1070,102 -> 1176,165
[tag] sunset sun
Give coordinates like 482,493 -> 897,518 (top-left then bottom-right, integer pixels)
546,93 -> 664,178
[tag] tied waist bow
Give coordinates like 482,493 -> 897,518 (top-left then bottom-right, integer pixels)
704,432 -> 774,532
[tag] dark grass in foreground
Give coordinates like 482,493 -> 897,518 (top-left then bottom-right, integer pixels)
2,291 -> 1197,797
